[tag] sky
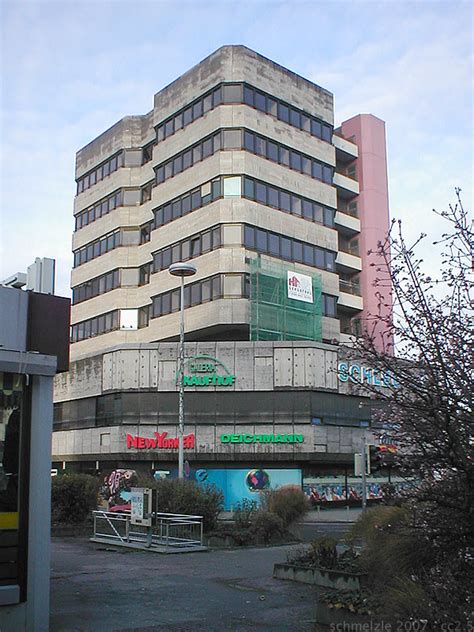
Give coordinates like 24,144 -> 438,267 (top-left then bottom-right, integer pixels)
0,0 -> 472,297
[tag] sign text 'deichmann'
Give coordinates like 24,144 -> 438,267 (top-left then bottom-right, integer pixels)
221,433 -> 304,444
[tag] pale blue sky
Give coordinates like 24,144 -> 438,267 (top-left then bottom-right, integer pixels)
1,0 -> 472,296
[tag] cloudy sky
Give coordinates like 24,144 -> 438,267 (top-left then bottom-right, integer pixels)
1,0 -> 472,297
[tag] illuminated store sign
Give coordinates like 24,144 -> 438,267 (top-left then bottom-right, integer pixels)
126,432 -> 195,450
179,354 -> 236,387
337,362 -> 398,388
221,433 -> 304,444
287,271 -> 313,303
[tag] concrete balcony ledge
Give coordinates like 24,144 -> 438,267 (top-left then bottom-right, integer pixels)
333,172 -> 360,198
333,134 -> 359,161
339,333 -> 357,347
335,211 -> 360,235
336,251 -> 362,272
337,291 -> 363,311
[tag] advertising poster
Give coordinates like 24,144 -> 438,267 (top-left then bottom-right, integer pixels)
195,467 -> 302,510
302,475 -> 413,504
287,271 -> 313,303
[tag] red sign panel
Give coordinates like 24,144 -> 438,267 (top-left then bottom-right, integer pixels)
126,432 -> 195,450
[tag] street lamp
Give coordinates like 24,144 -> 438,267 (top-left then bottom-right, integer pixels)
168,262 -> 197,479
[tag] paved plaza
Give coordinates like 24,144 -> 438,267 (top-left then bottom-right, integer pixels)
50,538 -> 318,632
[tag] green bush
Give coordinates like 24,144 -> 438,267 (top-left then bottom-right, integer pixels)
286,537 -> 360,572
252,511 -> 284,544
51,473 -> 99,524
347,505 -> 433,619
260,485 -> 309,527
137,477 -> 224,532
233,498 -> 258,528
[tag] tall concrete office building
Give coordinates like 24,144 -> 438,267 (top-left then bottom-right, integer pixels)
70,45 -> 391,358
54,46 -> 396,507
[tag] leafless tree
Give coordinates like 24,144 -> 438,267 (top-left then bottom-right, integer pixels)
350,190 -> 473,622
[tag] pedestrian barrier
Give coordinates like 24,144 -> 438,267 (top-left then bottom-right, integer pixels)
91,510 -> 205,552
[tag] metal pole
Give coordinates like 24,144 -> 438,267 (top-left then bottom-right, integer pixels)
361,431 -> 367,511
178,275 -> 185,479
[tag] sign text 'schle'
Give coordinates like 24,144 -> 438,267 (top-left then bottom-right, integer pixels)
337,362 -> 398,388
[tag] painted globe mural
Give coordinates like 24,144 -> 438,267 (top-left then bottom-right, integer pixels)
246,469 -> 270,492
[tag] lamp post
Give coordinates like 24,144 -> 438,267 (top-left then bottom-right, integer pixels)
168,262 -> 197,479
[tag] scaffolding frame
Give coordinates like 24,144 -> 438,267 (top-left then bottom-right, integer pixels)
249,257 -> 322,342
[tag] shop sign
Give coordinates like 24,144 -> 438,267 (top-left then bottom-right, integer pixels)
337,362 -> 398,388
287,271 -> 313,303
221,433 -> 304,444
126,432 -> 195,450
179,354 -> 236,387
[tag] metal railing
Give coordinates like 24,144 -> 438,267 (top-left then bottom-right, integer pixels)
339,279 -> 361,296
92,510 -> 204,550
339,242 -> 360,257
337,204 -> 359,218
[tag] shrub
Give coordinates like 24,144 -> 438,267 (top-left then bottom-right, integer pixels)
51,473 -> 99,524
286,537 -> 360,572
252,511 -> 284,544
233,498 -> 258,528
309,537 -> 338,569
137,477 -> 224,532
347,505 -> 434,619
260,485 -> 309,527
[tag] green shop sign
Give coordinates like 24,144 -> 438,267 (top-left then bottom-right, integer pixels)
221,433 -> 304,444
179,354 -> 237,387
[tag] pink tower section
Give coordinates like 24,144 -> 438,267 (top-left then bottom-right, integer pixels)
340,114 -> 393,353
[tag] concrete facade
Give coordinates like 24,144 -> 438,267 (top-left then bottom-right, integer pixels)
55,46 -> 394,505
53,340 -> 381,467
68,45 -> 390,361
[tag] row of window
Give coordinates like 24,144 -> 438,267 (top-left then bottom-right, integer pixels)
149,273 -> 338,321
77,151 -> 124,194
154,128 -> 333,187
71,310 -> 119,343
155,131 -> 221,185
155,82 -> 332,145
72,269 -> 120,305
242,177 -> 335,227
243,225 -> 336,272
151,177 -> 222,231
73,229 -> 121,268
151,274 -> 232,320
75,190 -> 123,231
70,273 -> 339,343
241,129 -> 333,183
145,175 -> 335,241
149,221 -> 335,279
152,226 -> 222,273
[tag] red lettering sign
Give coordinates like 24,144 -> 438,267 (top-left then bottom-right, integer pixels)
126,432 -> 195,450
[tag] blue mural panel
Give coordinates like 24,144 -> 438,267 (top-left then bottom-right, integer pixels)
195,467 -> 302,510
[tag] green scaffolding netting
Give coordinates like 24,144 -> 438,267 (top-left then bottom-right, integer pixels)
249,257 -> 322,341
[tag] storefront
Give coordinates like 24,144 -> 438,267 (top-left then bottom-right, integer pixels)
53,341 -> 398,509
